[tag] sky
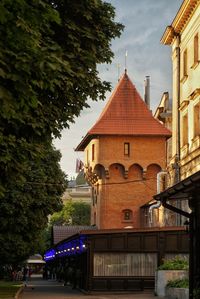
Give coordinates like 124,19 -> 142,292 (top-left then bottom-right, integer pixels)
54,0 -> 183,179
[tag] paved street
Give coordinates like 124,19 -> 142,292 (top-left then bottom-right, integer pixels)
20,278 -> 161,299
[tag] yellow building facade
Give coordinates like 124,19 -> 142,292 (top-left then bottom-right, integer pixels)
161,0 -> 200,184
155,2 -> 200,294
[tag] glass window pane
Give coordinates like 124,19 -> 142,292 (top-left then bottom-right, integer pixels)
93,253 -> 157,277
124,143 -> 130,156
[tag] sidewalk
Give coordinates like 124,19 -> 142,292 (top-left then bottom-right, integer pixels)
19,278 -> 163,299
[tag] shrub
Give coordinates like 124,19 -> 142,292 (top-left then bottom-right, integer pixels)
157,256 -> 189,270
193,288 -> 200,299
166,278 -> 189,288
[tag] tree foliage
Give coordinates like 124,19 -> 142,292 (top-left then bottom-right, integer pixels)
0,0 -> 123,139
0,144 -> 67,265
0,0 -> 123,265
50,200 -> 91,226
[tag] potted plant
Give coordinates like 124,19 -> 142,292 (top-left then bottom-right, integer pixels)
193,288 -> 200,299
155,256 -> 188,297
166,278 -> 189,299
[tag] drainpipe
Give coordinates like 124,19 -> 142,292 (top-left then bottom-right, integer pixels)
149,171 -> 167,226
176,34 -> 181,183
144,76 -> 150,109
149,201 -> 161,226
175,34 -> 182,225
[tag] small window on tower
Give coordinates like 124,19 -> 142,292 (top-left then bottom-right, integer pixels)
124,142 -> 130,156
92,144 -> 95,161
123,209 -> 132,221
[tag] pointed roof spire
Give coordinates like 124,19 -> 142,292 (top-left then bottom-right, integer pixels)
76,73 -> 171,151
125,50 -> 128,72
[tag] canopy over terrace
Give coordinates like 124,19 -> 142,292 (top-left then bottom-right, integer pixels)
26,254 -> 46,275
154,170 -> 200,299
44,233 -> 87,262
44,227 -> 188,293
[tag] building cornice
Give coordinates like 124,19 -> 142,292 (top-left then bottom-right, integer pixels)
161,0 -> 199,45
161,26 -> 175,45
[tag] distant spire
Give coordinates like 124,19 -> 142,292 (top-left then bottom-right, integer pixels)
144,76 -> 150,109
125,50 -> 128,73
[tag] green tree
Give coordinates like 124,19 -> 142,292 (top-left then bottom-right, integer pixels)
0,0 -> 123,265
40,200 -> 91,253
0,143 -> 67,265
50,200 -> 91,226
0,0 -> 123,139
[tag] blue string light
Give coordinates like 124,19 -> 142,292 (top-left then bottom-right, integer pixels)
44,236 -> 87,261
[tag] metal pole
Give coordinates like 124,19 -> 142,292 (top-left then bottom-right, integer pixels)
189,214 -> 193,299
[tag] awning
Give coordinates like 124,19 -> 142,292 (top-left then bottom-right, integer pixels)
27,259 -> 45,264
153,170 -> 200,218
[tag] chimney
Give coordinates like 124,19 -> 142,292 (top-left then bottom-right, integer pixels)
144,76 -> 150,109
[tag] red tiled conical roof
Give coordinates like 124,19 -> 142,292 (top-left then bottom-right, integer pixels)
76,72 -> 171,151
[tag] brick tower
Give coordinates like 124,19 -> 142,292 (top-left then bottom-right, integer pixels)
76,72 -> 171,229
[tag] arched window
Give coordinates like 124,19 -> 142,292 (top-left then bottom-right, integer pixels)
122,209 -> 133,222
